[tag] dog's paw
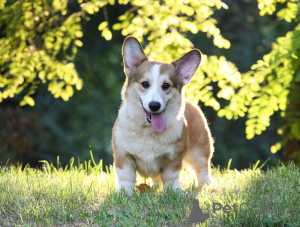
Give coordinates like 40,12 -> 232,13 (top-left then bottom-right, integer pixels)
175,187 -> 186,195
163,185 -> 186,196
116,181 -> 135,195
116,187 -> 135,196
198,175 -> 214,187
163,180 -> 185,193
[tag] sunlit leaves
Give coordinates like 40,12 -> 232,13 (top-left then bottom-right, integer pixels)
98,21 -> 112,40
0,0 -> 87,105
271,142 -> 281,154
245,94 -> 273,139
219,1 -> 300,146
258,0 -> 300,22
80,0 -> 110,15
102,28 -> 112,41
1,0 -> 299,155
112,0 -> 230,49
98,21 -> 108,31
0,0 -> 6,9
277,2 -> 298,22
257,0 -> 277,16
74,40 -> 83,47
23,95 -> 35,106
186,55 -> 241,111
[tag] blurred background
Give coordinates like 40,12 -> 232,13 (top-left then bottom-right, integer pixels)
0,0 -> 298,170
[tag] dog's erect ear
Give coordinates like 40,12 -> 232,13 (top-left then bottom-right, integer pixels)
172,49 -> 201,86
122,36 -> 148,76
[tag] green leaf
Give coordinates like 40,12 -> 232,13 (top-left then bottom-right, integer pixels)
98,21 -> 108,31
101,28 -> 112,41
74,40 -> 83,47
66,85 -> 74,97
24,95 -> 35,106
112,23 -> 122,30
225,111 -> 233,120
20,100 -> 27,106
61,92 -> 70,101
270,142 -> 281,154
76,79 -> 83,90
75,31 -> 83,38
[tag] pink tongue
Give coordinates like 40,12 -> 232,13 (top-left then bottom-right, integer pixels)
151,112 -> 167,132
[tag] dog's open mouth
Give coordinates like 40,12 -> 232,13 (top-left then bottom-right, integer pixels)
140,100 -> 167,133
145,111 -> 151,124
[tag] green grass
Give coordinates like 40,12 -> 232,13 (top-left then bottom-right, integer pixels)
0,156 -> 299,226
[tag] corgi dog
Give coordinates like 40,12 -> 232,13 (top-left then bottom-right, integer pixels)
112,36 -> 214,194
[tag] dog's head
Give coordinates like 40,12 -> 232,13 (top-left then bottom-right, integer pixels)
121,36 -> 201,133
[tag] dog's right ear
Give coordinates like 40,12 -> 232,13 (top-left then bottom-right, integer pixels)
172,49 -> 201,86
122,36 -> 148,76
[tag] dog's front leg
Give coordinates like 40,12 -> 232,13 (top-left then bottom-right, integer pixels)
115,162 -> 136,195
161,161 -> 183,192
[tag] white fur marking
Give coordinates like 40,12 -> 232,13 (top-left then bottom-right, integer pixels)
141,64 -> 163,112
115,165 -> 136,194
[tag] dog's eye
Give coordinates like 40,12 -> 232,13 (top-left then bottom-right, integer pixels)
141,81 -> 150,89
162,83 -> 170,90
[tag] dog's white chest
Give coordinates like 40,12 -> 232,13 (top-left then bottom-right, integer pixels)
115,105 -> 184,177
116,125 -> 175,176
131,140 -> 174,177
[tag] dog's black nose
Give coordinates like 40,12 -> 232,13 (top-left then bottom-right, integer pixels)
149,101 -> 161,112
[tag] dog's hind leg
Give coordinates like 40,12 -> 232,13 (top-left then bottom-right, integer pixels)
184,100 -> 214,187
183,147 -> 213,187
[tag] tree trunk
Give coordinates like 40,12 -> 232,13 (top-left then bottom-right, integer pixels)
284,75 -> 300,163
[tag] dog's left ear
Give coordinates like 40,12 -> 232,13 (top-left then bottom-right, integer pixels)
172,49 -> 201,86
122,36 -> 148,76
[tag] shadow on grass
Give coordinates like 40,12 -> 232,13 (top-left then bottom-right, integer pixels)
200,162 -> 300,227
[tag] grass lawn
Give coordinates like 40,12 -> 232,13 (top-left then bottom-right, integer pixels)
0,156 -> 299,226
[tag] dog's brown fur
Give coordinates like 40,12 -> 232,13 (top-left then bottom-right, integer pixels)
112,36 -> 214,194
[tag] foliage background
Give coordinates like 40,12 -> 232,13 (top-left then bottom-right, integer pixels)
0,0 -> 297,169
